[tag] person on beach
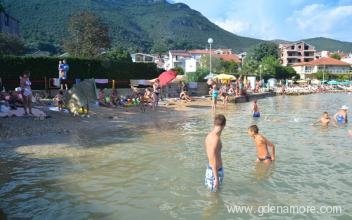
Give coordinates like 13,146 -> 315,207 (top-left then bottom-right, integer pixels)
153,79 -> 161,108
20,71 -> 33,115
204,114 -> 226,192
54,90 -> 64,111
220,84 -> 229,108
313,112 -> 331,126
252,100 -> 260,117
334,105 -> 348,124
211,84 -> 219,111
248,125 -> 275,163
60,60 -> 69,90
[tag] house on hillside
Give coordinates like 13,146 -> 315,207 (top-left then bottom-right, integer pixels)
279,42 -> 315,66
292,57 -> 351,79
0,9 -> 20,37
131,53 -> 156,63
164,50 -> 193,71
164,49 -> 241,72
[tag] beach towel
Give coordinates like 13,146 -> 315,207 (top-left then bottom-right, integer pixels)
49,107 -> 69,113
0,107 -> 46,118
95,79 -> 109,84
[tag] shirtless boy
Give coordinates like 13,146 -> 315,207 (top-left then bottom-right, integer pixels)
248,125 -> 275,163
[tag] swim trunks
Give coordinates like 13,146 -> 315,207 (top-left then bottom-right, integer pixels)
204,165 -> 224,192
253,112 -> 260,117
258,155 -> 272,162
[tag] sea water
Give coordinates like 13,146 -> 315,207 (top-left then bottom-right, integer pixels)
0,93 -> 351,219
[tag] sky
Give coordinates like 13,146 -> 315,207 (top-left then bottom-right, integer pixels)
170,0 -> 352,42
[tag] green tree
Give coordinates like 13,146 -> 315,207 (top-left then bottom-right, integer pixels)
104,48 -> 132,63
259,56 -> 279,78
329,53 -> 341,60
172,66 -> 184,75
219,60 -> 239,74
247,42 -> 279,62
241,57 -> 259,75
64,11 -> 110,58
199,55 -> 223,74
0,33 -> 25,55
275,66 -> 298,79
186,67 -> 208,82
313,71 -> 333,80
151,40 -> 168,55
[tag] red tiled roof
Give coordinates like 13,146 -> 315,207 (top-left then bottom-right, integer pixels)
214,54 -> 241,63
292,57 -> 351,67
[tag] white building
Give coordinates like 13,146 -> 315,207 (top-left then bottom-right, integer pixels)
292,57 -> 351,79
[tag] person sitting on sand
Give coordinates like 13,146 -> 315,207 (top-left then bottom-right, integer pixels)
180,90 -> 192,102
334,105 -> 348,124
143,88 -> 153,106
54,90 -> 64,111
98,89 -> 109,107
252,100 -> 260,117
313,112 -> 331,126
248,125 -> 275,163
110,89 -> 118,106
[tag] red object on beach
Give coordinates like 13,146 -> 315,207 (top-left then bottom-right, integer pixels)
158,70 -> 177,87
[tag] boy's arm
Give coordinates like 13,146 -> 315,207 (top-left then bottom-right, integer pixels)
266,138 -> 275,161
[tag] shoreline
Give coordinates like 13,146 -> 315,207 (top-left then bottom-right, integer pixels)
1,91 -> 351,142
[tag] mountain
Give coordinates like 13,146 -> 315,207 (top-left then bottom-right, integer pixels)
2,0 -> 352,55
301,37 -> 352,53
272,37 -> 352,53
2,0 -> 262,54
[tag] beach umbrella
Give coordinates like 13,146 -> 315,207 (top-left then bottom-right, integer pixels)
158,70 -> 177,87
204,73 -> 218,79
327,80 -> 338,85
213,74 -> 236,80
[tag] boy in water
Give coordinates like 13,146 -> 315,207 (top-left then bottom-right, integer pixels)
248,125 -> 275,163
252,100 -> 260,117
313,112 -> 331,126
204,114 -> 226,192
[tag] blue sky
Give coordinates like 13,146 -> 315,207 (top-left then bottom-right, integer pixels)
171,0 -> 352,42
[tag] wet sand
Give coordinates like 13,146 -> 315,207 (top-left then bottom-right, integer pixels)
0,97 -> 213,141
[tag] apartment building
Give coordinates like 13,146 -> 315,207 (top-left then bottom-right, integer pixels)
279,41 -> 315,66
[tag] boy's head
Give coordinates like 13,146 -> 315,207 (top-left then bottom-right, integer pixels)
248,125 -> 259,137
214,114 -> 226,128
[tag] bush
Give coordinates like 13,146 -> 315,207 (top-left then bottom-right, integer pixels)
0,56 -> 161,89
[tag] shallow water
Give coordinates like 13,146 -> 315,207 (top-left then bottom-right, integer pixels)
1,93 -> 352,219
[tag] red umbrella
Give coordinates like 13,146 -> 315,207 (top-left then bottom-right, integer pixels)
158,70 -> 177,87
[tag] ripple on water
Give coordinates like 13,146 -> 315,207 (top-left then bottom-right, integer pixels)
1,93 -> 352,219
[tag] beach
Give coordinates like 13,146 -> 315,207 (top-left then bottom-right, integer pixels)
0,97 -> 212,141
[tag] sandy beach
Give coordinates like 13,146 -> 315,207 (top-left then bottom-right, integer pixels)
0,97 -> 212,141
